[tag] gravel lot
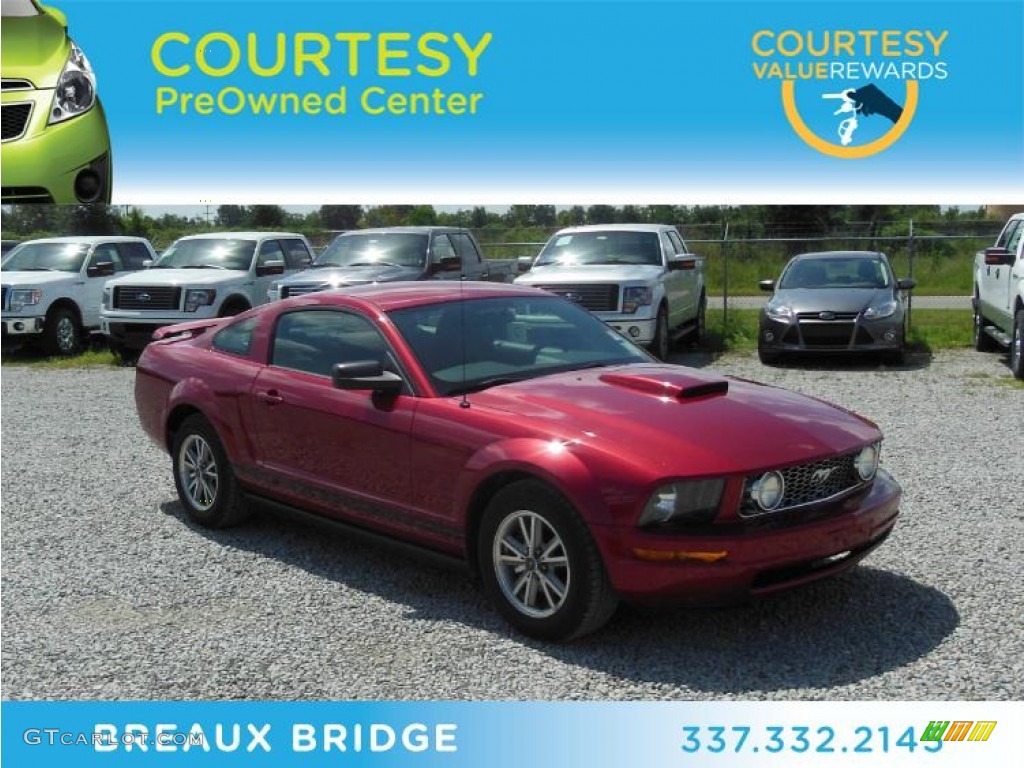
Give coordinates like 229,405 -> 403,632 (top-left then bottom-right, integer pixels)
2,349 -> 1021,701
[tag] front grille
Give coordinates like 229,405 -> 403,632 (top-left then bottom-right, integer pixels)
797,311 -> 859,321
113,286 -> 182,311
798,321 -> 856,346
534,284 -> 619,312
741,452 -> 862,517
281,283 -> 327,299
1,186 -> 53,204
1,103 -> 32,142
1,79 -> 33,91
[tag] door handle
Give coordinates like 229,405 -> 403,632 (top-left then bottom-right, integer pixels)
257,389 -> 284,405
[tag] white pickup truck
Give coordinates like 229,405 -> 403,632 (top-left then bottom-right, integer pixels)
515,224 -> 705,360
101,231 -> 315,358
1,236 -> 157,355
973,212 -> 1024,379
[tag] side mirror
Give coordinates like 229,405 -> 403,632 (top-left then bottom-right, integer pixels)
758,279 -> 776,292
255,259 -> 286,277
331,360 -> 404,396
431,256 -> 462,274
517,255 -> 534,273
984,247 -> 1015,266
668,255 -> 697,271
897,278 -> 916,291
87,261 -> 115,278
142,259 -> 154,269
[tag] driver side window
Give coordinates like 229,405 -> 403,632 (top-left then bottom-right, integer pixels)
89,244 -> 123,272
271,310 -> 392,378
256,240 -> 285,267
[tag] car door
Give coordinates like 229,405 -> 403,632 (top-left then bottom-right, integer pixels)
82,243 -> 122,327
428,233 -> 462,280
1000,221 -> 1024,327
667,229 -> 699,323
246,307 -> 422,538
659,230 -> 685,327
251,239 -> 287,305
981,218 -> 1021,325
450,231 -> 487,280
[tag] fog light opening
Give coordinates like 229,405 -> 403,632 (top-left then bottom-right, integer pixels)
764,331 -> 775,342
883,330 -> 896,342
628,326 -> 640,338
14,322 -> 25,331
74,169 -> 103,203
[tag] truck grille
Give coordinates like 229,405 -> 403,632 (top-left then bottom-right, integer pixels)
534,284 -> 619,312
741,452 -> 863,517
1,103 -> 32,142
113,286 -> 182,311
281,283 -> 327,299
1,285 -> 8,311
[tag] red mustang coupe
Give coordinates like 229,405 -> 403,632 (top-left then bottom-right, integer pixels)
135,282 -> 900,640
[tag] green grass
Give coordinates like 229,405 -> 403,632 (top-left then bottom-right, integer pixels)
1,347 -> 119,369
705,309 -> 975,353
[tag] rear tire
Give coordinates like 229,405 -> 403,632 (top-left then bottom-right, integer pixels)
477,480 -> 618,641
42,307 -> 81,357
1011,309 -> 1024,380
171,415 -> 249,528
973,300 -> 997,352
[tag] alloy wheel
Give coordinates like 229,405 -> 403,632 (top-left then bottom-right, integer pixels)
493,510 -> 570,619
178,434 -> 219,511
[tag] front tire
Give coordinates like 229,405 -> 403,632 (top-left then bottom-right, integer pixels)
1011,309 -> 1024,380
43,307 -> 81,357
171,415 -> 249,528
973,300 -> 997,352
650,304 -> 670,361
477,480 -> 618,641
690,294 -> 706,347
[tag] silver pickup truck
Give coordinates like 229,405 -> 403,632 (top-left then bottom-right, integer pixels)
515,224 -> 706,360
974,212 -> 1023,379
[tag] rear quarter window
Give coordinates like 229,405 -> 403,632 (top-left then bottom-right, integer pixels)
212,316 -> 259,358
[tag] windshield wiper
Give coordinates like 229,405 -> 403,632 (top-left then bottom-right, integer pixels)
448,374 -> 531,396
347,261 -> 403,268
179,264 -> 228,270
14,267 -> 62,271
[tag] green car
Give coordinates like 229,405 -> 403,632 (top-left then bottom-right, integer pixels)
1,0 -> 111,203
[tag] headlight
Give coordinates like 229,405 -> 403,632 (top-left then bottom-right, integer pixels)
184,289 -> 217,312
622,286 -> 653,314
10,288 -> 42,312
638,479 -> 724,527
267,284 -> 281,301
750,470 -> 785,511
855,443 -> 880,481
863,300 -> 898,320
765,300 -> 794,321
101,287 -> 111,309
49,42 -> 97,125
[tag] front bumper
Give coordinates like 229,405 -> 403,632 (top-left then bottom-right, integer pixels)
605,316 -> 657,345
102,317 -> 182,350
1,89 -> 111,204
597,469 -> 901,605
1,316 -> 45,336
759,313 -> 904,354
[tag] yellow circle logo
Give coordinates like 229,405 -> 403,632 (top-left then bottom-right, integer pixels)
781,80 -> 919,159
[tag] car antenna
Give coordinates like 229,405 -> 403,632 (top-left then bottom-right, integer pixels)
459,251 -> 470,409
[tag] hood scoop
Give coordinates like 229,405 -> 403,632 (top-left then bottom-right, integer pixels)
599,370 -> 729,400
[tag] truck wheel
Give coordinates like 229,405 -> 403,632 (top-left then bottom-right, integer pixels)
171,415 -> 249,528
1011,309 -> 1024,380
218,300 -> 250,318
689,295 -> 707,347
477,480 -> 618,641
650,305 -> 670,361
42,307 -> 82,357
973,301 -> 997,352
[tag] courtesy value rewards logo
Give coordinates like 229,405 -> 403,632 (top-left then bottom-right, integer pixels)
921,720 -> 997,743
751,29 -> 950,158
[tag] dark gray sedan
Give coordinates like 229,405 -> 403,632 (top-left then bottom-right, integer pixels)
757,251 -> 916,365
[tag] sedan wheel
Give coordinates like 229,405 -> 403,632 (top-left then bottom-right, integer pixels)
172,415 -> 249,528
478,480 -> 618,641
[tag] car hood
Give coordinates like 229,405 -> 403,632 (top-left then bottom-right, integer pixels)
517,264 -> 664,285
772,287 -> 894,314
470,364 -> 880,476
279,264 -> 423,286
105,269 -> 249,288
1,270 -> 76,288
0,13 -> 70,89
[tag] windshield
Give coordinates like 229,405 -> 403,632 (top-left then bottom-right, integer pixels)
535,231 -> 662,267
779,257 -> 892,290
1,0 -> 41,17
2,242 -> 89,272
314,233 -> 428,268
389,295 -> 652,397
154,239 -> 257,270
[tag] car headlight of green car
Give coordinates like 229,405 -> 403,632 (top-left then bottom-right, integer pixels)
1,1 -> 112,204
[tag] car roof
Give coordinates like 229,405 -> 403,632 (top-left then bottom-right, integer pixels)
552,223 -> 675,235
283,281 -> 551,313
21,236 -> 152,245
791,250 -> 887,261
339,226 -> 465,235
177,232 -> 304,240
